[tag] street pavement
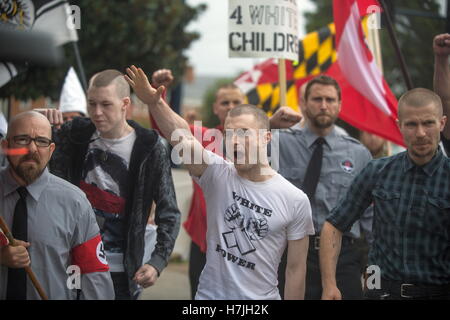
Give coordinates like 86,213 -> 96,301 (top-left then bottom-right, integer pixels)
140,261 -> 191,300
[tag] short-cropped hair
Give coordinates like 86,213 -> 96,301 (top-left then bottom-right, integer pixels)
227,104 -> 270,130
89,69 -> 130,99
304,75 -> 341,102
398,88 -> 443,120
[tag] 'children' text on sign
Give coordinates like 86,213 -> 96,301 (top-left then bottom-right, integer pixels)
228,0 -> 299,60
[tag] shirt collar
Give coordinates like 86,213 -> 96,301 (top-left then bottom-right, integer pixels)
403,149 -> 444,176
2,167 -> 50,201
303,125 -> 337,150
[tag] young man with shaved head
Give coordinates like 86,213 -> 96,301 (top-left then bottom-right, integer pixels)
125,65 -> 314,300
38,69 -> 181,299
0,111 -> 114,299
320,88 -> 450,300
163,79 -> 302,298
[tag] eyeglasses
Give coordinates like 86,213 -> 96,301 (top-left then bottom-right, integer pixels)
11,135 -> 53,148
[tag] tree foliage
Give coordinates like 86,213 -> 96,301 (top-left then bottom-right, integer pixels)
303,0 -> 446,96
1,0 -> 206,100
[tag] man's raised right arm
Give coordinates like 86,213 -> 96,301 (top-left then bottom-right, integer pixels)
125,65 -> 208,177
433,33 -> 450,139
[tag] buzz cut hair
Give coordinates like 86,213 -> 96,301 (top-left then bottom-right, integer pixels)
304,75 -> 341,102
89,69 -> 130,99
227,104 -> 270,130
398,88 -> 443,120
215,83 -> 244,100
7,111 -> 52,139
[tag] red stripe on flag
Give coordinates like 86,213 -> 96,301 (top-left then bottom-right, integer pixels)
326,63 -> 404,146
334,0 -> 381,44
356,0 -> 381,17
0,229 -> 9,246
333,0 -> 404,146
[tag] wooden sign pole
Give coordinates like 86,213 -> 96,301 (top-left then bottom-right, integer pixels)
278,58 -> 287,107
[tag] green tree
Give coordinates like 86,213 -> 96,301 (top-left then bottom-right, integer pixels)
303,0 -> 446,95
1,0 -> 206,100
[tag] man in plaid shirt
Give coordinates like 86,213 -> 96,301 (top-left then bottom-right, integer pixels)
319,88 -> 450,300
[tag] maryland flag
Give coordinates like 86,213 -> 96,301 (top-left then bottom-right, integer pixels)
235,23 -> 337,115
235,0 -> 404,146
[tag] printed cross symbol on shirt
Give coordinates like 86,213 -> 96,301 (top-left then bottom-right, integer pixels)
222,203 -> 268,255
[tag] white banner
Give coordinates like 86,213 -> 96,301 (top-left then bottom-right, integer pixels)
228,0 -> 299,61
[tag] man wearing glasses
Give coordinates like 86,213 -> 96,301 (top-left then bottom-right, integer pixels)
0,111 -> 114,299
37,69 -> 181,300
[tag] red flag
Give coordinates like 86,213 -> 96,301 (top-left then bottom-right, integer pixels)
0,228 -> 9,247
235,1 -> 404,146
333,0 -> 403,145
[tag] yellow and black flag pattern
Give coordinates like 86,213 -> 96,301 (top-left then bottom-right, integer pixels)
245,23 -> 337,115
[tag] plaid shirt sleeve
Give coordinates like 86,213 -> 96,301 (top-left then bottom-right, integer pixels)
326,160 -> 377,233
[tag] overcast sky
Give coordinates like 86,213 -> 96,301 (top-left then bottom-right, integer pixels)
185,0 -> 316,77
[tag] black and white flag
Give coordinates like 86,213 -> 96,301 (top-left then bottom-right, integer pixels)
0,0 -> 78,87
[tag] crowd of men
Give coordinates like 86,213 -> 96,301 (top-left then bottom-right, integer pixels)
0,34 -> 449,300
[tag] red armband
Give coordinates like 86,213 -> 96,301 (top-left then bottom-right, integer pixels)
71,235 -> 109,274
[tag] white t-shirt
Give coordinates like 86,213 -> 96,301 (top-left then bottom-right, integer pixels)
194,151 -> 314,300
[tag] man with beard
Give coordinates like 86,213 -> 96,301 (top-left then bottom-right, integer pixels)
320,88 -> 450,300
0,111 -> 114,299
38,69 -> 181,300
274,75 -> 372,299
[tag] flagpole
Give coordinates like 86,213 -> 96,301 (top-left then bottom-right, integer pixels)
379,0 -> 414,90
367,18 -> 383,74
0,216 -> 48,300
72,42 -> 88,92
278,59 -> 287,107
367,14 -> 392,156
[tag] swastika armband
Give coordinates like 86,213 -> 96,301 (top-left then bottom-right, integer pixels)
71,235 -> 109,274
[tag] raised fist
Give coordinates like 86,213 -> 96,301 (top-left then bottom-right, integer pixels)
224,203 -> 243,228
246,217 -> 269,240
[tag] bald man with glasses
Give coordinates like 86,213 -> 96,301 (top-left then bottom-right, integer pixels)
0,111 -> 114,300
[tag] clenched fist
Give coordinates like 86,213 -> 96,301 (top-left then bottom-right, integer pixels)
0,240 -> 31,268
